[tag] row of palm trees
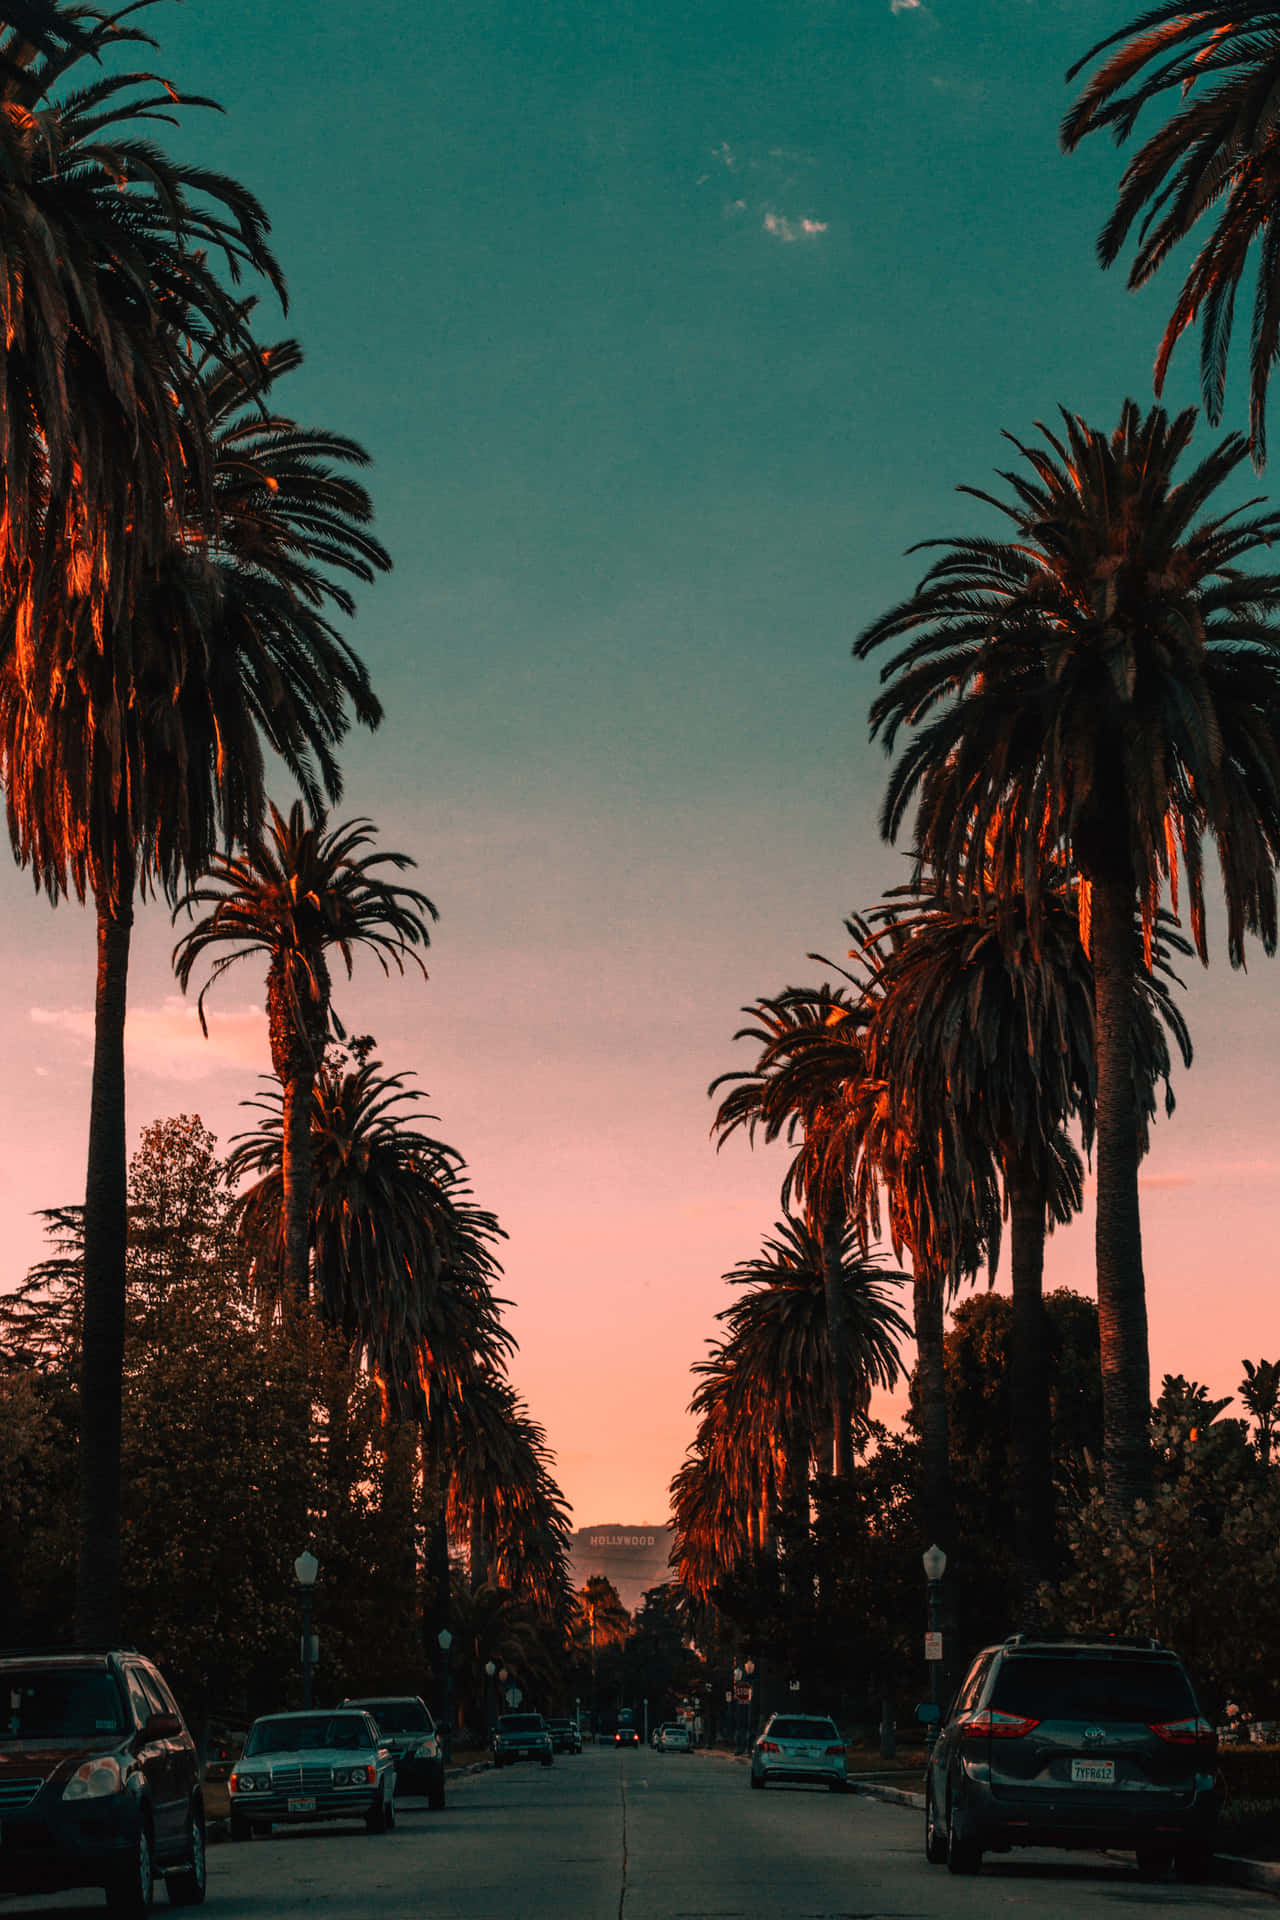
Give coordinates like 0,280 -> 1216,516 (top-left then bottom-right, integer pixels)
0,0 -> 571,1646
674,0 -> 1280,1611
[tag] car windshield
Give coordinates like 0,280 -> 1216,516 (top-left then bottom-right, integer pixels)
2,1670 -> 126,1741
245,1715 -> 372,1756
546,1719 -> 570,1729
991,1656 -> 1197,1723
499,1715 -> 543,1733
768,1718 -> 839,1742
355,1702 -> 429,1734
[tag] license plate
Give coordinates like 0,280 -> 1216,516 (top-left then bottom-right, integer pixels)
287,1796 -> 317,1812
1070,1759 -> 1115,1784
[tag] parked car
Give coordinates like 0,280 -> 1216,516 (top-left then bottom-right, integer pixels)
229,1709 -> 395,1838
200,1723 -> 246,1825
924,1632 -> 1220,1878
545,1718 -> 582,1754
614,1722 -> 640,1748
341,1695 -> 445,1807
656,1724 -> 692,1752
491,1714 -> 553,1768
0,1647 -> 206,1914
749,1714 -> 847,1792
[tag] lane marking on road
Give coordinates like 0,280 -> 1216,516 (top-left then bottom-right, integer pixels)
618,1758 -> 630,1920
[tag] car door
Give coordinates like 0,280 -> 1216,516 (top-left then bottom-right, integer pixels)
133,1667 -> 185,1859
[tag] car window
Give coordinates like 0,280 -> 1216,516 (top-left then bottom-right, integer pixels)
142,1670 -> 183,1722
1,1669 -> 127,1740
124,1668 -> 152,1731
951,1654 -> 992,1720
499,1715 -> 544,1733
767,1718 -> 839,1742
354,1702 -> 429,1734
136,1671 -> 173,1724
990,1655 -> 1196,1722
245,1714 -> 371,1755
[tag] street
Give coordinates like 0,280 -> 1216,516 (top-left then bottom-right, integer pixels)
3,1744 -> 1276,1920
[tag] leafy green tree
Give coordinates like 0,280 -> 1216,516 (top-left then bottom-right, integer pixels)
856,401 -> 1280,1517
1239,1358 -> 1280,1466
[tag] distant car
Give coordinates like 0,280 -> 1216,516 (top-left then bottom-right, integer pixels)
657,1724 -> 692,1752
341,1695 -> 445,1808
615,1724 -> 640,1747
750,1714 -> 847,1792
0,1647 -> 207,1913
545,1718 -> 582,1754
229,1709 -> 395,1838
491,1714 -> 553,1768
924,1633 -> 1220,1878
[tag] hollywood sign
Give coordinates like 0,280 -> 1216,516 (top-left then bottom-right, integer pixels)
587,1534 -> 659,1550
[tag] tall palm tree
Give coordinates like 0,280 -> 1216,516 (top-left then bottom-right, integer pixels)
711,989 -> 874,1478
1,321 -> 391,1639
855,399 -> 1280,1514
856,878 -> 1189,1599
174,806 -> 434,1311
1062,4 -> 1280,461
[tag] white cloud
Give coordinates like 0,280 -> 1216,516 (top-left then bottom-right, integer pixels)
31,997 -> 268,1082
762,211 -> 829,243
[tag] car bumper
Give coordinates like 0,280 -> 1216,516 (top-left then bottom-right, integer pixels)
233,1788 -> 382,1826
752,1759 -> 846,1785
957,1777 -> 1220,1851
493,1747 -> 550,1763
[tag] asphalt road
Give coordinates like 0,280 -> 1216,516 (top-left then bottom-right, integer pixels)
4,1744 -> 1277,1920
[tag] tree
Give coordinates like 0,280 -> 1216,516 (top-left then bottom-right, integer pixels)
1239,1358 -> 1280,1466
174,808 -> 434,1312
1063,4 -> 1280,462
855,400 -> 1280,1515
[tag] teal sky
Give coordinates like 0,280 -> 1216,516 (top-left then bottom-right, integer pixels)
3,0 -> 1278,1526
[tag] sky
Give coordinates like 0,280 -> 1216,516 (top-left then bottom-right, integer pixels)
2,0 -> 1279,1530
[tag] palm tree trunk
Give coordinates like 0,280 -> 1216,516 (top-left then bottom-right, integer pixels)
470,1503 -> 488,1589
1007,1163 -> 1052,1612
281,1063 -> 315,1312
912,1268 -> 952,1554
1091,867 -> 1153,1517
821,1202 -> 854,1478
75,865 -> 135,1644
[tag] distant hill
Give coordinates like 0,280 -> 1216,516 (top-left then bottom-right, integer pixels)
568,1522 -> 676,1613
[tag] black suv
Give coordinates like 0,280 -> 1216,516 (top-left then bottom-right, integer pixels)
0,1648 -> 206,1913
341,1694 -> 445,1807
925,1633 -> 1219,1879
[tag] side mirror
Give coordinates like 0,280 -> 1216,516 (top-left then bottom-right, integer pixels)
915,1703 -> 941,1726
142,1712 -> 182,1741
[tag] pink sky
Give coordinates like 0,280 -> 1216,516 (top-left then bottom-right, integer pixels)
3,773 -> 1277,1532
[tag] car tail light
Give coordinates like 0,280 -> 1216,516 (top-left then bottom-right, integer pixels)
1150,1716 -> 1216,1750
757,1740 -> 780,1753
825,1745 -> 846,1756
960,1710 -> 1041,1740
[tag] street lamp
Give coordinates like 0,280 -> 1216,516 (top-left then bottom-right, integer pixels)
922,1544 -> 947,1739
294,1550 -> 318,1710
437,1628 -> 453,1762
484,1660 -> 497,1739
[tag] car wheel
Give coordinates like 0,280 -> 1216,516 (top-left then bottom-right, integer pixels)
946,1802 -> 982,1876
1136,1846 -> 1172,1879
750,1771 -> 764,1789
384,1792 -> 396,1832
106,1820 -> 154,1917
166,1803 -> 207,1905
229,1813 -> 251,1845
1175,1845 -> 1211,1883
428,1780 -> 446,1811
365,1795 -> 388,1835
924,1785 -> 949,1866
541,1754 -> 553,1767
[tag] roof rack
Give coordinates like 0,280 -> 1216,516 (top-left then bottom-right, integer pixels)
1002,1631 -> 1163,1652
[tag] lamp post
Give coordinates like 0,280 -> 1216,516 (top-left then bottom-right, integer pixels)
294,1550 -> 318,1710
922,1544 -> 947,1742
437,1627 -> 453,1762
484,1660 -> 497,1740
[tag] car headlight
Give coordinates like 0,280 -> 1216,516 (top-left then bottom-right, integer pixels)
230,1772 -> 264,1794
414,1741 -> 437,1758
64,1757 -> 126,1801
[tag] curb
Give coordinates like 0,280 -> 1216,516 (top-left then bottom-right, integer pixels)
848,1783 -> 1280,1893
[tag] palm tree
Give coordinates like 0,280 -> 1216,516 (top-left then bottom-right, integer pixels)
856,877 -> 1189,1599
1062,4 -> 1280,461
1239,1358 -> 1280,1465
855,400 -> 1280,1514
1,319 -> 392,1639
173,806 -> 434,1311
718,1216 -> 909,1505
